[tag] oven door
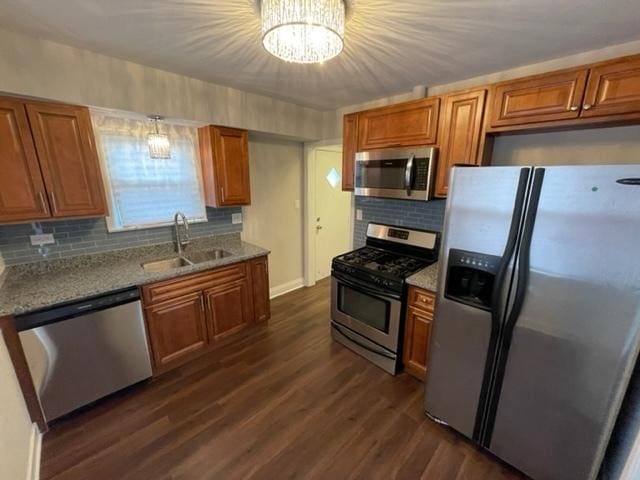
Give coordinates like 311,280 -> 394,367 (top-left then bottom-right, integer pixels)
331,273 -> 402,352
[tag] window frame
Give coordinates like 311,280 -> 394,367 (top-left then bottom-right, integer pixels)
91,110 -> 208,232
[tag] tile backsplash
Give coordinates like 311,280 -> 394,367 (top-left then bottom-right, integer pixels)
0,207 -> 242,266
353,197 -> 446,247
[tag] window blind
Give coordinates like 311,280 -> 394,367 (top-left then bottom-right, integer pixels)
92,114 -> 206,231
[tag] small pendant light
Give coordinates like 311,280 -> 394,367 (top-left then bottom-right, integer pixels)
148,115 -> 171,159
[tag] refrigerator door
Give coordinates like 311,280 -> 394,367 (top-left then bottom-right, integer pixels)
489,165 -> 640,480
424,166 -> 530,439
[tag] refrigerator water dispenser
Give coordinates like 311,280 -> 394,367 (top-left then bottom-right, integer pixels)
444,249 -> 500,311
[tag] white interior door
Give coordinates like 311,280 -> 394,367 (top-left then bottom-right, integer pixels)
314,149 -> 351,281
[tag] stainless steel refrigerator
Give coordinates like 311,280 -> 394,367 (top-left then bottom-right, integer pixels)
424,165 -> 640,480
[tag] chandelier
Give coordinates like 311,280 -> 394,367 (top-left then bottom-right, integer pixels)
261,0 -> 345,64
147,116 -> 171,159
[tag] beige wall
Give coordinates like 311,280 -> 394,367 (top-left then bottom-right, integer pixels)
492,125 -> 640,166
0,333 -> 39,480
242,136 -> 304,296
0,27 -> 326,141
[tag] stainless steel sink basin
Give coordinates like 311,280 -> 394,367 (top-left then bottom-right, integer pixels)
141,256 -> 193,273
186,249 -> 232,264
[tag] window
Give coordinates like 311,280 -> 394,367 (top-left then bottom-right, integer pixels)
92,113 -> 206,231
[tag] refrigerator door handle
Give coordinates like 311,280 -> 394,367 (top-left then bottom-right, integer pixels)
472,167 -> 532,441
483,167 -> 546,445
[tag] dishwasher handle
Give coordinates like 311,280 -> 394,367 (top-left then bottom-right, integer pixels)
14,287 -> 140,332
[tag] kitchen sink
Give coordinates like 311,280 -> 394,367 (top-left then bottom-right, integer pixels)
185,249 -> 232,264
141,256 -> 193,273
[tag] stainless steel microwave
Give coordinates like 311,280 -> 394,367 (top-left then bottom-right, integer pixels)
354,147 -> 437,201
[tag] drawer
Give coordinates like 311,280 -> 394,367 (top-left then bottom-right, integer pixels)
408,287 -> 436,312
142,262 -> 247,305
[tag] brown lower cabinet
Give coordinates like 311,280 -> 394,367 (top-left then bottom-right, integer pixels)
145,292 -> 208,369
142,256 -> 270,374
204,278 -> 253,342
403,286 -> 436,381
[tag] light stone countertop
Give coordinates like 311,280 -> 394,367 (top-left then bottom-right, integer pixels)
0,233 -> 269,317
406,262 -> 440,292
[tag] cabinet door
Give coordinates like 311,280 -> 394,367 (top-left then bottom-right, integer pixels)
581,55 -> 640,118
0,97 -> 50,222
403,305 -> 434,381
250,256 -> 271,323
358,97 -> 440,150
214,126 -> 251,206
26,102 -> 106,218
341,113 -> 358,191
204,277 -> 253,341
145,292 -> 209,370
490,68 -> 588,127
434,89 -> 486,198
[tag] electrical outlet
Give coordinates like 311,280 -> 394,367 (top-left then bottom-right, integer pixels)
231,213 -> 243,224
356,209 -> 363,221
30,233 -> 55,246
294,199 -> 301,209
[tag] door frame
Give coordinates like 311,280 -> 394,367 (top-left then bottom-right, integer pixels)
303,139 -> 354,287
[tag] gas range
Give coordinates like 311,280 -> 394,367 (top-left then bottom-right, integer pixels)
332,247 -> 433,295
331,223 -> 440,375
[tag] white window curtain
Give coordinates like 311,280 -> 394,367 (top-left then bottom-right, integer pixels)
92,114 -> 207,231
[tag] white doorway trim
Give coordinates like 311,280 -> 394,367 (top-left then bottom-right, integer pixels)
303,138 -> 354,288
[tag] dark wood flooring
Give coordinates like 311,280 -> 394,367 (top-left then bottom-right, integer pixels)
41,278 -> 527,480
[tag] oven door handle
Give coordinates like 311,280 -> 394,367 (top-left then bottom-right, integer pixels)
333,323 -> 396,360
405,153 -> 415,195
332,271 -> 401,301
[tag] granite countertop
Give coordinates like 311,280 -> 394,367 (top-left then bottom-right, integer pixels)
406,262 -> 440,292
0,233 -> 269,317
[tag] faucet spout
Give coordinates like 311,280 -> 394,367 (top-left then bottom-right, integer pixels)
174,212 -> 191,255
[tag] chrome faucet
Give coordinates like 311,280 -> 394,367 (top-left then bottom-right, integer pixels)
173,212 -> 190,256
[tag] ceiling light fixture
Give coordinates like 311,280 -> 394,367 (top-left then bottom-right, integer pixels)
261,0 -> 345,64
147,115 -> 171,159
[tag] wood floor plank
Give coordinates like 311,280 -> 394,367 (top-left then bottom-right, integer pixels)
40,279 -> 528,480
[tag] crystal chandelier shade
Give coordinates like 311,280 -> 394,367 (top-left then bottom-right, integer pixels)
148,116 -> 171,159
261,0 -> 345,64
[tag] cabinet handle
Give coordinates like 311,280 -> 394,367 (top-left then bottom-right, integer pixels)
583,104 -> 592,110
220,187 -> 225,200
569,105 -> 579,111
49,192 -> 58,213
38,192 -> 48,213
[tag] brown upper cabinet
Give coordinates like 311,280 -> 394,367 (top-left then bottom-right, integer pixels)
581,55 -> 640,118
198,125 -> 251,207
434,89 -> 487,197
357,97 -> 440,150
0,97 -> 50,223
26,102 -> 107,218
0,97 -> 106,223
489,67 -> 589,127
341,113 -> 358,191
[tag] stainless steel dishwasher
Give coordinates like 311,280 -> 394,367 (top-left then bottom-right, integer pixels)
15,287 -> 153,422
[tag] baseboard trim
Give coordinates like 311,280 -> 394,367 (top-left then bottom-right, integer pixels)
26,422 -> 41,480
270,278 -> 304,299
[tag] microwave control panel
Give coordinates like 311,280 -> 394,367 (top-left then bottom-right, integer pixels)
414,159 -> 429,190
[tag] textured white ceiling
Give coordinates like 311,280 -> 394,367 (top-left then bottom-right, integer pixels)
1,0 -> 640,109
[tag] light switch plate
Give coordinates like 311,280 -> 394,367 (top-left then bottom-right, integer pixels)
231,213 -> 243,224
30,233 -> 55,246
294,199 -> 301,209
356,209 -> 363,221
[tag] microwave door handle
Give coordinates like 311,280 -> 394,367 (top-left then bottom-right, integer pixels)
405,153 -> 415,195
